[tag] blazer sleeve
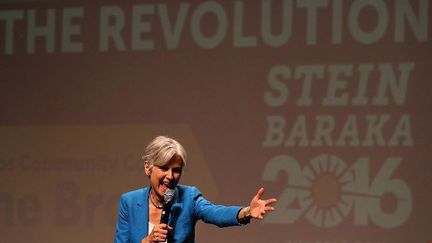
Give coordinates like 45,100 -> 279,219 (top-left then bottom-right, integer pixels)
191,187 -> 245,227
114,194 -> 130,243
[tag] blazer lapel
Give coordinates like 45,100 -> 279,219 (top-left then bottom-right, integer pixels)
167,188 -> 182,242
136,187 -> 150,236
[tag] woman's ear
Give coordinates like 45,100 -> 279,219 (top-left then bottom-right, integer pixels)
144,161 -> 151,176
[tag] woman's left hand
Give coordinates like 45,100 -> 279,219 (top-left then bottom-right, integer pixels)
248,187 -> 277,220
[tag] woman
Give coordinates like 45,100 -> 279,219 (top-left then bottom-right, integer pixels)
114,135 -> 277,243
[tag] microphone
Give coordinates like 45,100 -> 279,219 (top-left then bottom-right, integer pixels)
160,188 -> 175,224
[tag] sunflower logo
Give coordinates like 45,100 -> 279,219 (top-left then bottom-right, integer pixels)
263,154 -> 412,228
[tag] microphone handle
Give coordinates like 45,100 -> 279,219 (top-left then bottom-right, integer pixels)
160,203 -> 171,224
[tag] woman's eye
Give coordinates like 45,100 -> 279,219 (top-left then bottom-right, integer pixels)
158,166 -> 168,171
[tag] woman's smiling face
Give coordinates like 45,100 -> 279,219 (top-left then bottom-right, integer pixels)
146,154 -> 183,199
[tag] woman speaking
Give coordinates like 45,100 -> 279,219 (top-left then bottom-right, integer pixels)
114,135 -> 277,243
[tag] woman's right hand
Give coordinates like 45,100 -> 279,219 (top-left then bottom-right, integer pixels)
142,224 -> 173,243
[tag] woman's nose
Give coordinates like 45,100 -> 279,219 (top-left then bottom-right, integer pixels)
166,169 -> 173,179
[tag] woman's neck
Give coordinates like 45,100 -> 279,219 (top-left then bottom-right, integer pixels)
149,187 -> 163,209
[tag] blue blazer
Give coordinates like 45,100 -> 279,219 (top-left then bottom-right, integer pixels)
114,185 -> 245,243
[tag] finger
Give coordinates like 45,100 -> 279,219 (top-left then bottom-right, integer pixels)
151,232 -> 159,241
254,187 -> 265,200
264,198 -> 277,205
159,223 -> 168,229
154,232 -> 166,242
153,227 -> 168,235
264,206 -> 275,212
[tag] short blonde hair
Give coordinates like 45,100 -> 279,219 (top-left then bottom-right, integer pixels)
143,135 -> 187,167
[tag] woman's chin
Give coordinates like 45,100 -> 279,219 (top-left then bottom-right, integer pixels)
158,184 -> 168,194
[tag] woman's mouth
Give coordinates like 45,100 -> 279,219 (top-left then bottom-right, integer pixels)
160,181 -> 172,192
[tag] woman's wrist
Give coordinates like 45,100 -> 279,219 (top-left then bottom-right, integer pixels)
237,206 -> 252,222
242,206 -> 251,219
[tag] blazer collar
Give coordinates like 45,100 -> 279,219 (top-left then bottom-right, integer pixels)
137,186 -> 151,208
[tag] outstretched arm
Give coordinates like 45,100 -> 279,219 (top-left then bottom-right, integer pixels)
238,187 -> 277,221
